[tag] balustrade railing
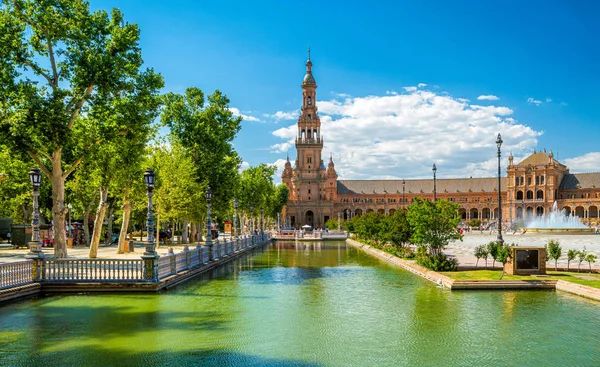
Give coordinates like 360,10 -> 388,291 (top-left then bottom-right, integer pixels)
44,259 -> 145,282
0,261 -> 34,289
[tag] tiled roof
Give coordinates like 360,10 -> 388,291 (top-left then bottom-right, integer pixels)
559,173 -> 600,190
337,177 -> 508,195
515,152 -> 564,167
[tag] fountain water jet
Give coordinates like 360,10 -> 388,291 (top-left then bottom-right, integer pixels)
525,201 -> 593,234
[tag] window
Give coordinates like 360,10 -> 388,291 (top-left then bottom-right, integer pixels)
527,177 -> 532,185
535,176 -> 539,185
307,157 -> 312,163
520,176 -> 524,185
541,176 -> 545,184
307,96 -> 312,106
308,189 -> 311,194
307,114 -> 312,120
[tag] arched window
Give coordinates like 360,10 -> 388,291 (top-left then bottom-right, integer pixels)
526,190 -> 534,200
536,190 -> 543,200
516,191 -> 524,200
307,114 -> 312,120
307,96 -> 312,106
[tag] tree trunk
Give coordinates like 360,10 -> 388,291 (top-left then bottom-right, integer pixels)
182,220 -> 189,244
117,198 -> 132,254
485,258 -> 488,269
50,153 -> 68,258
476,258 -> 479,268
567,261 -> 570,272
492,259 -> 496,268
589,263 -> 592,273
499,267 -> 505,280
105,206 -> 114,247
89,187 -> 109,258
555,259 -> 558,271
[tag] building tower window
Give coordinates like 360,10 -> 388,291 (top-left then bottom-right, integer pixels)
307,96 -> 312,106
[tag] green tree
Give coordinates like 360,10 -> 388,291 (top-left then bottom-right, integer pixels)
577,248 -> 587,273
0,0 -> 162,257
161,87 -> 242,214
547,239 -> 562,271
474,244 -> 489,268
0,146 -> 33,223
496,244 -> 513,280
487,241 -> 501,268
585,254 -> 597,273
567,249 -> 577,272
406,198 -> 462,256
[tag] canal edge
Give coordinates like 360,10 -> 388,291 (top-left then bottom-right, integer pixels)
345,238 -> 600,303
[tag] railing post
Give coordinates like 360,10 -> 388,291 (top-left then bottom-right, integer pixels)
168,248 -> 176,275
206,243 -> 214,262
184,245 -> 191,270
139,241 -> 159,282
29,258 -> 44,281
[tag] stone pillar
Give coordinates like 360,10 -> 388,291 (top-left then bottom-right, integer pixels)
206,243 -> 214,262
184,245 -> 191,269
168,247 -> 176,275
140,241 -> 159,281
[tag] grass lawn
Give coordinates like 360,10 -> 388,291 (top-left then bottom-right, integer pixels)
440,269 -> 600,289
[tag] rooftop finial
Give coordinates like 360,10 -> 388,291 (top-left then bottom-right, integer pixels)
308,45 -> 311,61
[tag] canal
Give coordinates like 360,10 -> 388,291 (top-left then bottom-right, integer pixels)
1,240 -> 599,366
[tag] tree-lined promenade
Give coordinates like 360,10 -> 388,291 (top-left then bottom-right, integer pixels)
0,0 -> 287,258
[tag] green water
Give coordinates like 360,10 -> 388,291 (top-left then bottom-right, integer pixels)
1,241 -> 599,366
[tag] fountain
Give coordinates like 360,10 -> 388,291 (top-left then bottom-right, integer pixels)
525,201 -> 593,234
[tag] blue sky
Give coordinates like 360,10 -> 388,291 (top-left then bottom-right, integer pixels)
94,0 -> 600,180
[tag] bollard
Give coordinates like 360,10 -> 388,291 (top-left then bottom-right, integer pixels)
168,248 -> 176,275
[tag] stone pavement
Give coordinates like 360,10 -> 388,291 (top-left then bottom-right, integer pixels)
445,232 -> 600,268
0,242 -> 199,264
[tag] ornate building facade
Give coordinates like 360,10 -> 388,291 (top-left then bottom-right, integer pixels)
282,54 -> 600,228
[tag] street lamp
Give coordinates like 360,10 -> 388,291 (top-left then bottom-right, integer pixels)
496,133 -> 504,244
250,204 -> 254,234
143,168 -> 156,255
205,186 -> 212,246
432,164 -> 437,202
260,208 -> 264,234
233,198 -> 239,238
337,211 -> 341,231
402,179 -> 406,207
67,203 -> 72,239
26,167 -> 43,258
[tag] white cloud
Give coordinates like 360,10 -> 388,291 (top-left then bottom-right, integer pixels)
560,102 -> 568,106
229,107 -> 260,122
477,95 -> 500,101
563,153 -> 600,173
457,98 -> 470,103
272,159 -> 287,183
403,86 -> 417,92
385,90 -> 398,95
546,98 -> 552,103
270,110 -> 299,121
270,141 -> 293,153
417,83 -> 428,88
271,90 -> 542,180
332,92 -> 350,98
239,161 -> 250,172
527,97 -> 542,106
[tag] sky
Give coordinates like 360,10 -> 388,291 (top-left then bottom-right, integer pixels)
94,0 -> 600,181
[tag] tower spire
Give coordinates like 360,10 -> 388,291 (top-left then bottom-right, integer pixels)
308,45 -> 311,61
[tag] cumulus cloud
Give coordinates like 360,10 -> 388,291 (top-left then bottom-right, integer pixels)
417,83 -> 428,88
403,86 -> 417,92
563,153 -> 600,173
546,98 -> 552,103
270,141 -> 293,153
239,161 -> 250,172
271,89 -> 542,180
270,110 -> 299,121
477,95 -> 500,101
527,97 -> 543,106
229,107 -> 260,122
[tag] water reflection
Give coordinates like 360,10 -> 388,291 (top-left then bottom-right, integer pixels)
0,241 -> 599,367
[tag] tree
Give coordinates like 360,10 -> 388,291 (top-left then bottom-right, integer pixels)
487,241 -> 501,268
577,248 -> 587,273
407,198 -> 462,256
547,239 -> 562,271
567,249 -> 577,272
161,87 -> 242,214
0,0 -> 162,257
474,244 -> 489,268
496,244 -> 513,280
585,254 -> 597,273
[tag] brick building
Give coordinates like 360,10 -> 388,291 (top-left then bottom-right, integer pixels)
281,54 -> 600,228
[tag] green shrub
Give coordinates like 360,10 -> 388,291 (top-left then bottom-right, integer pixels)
416,250 -> 458,271
395,246 -> 415,259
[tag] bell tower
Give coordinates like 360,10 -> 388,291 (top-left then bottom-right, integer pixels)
281,49 -> 336,228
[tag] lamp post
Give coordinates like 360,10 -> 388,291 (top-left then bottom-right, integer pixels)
277,212 -> 281,232
26,167 -> 43,258
260,208 -> 264,234
432,164 -> 437,202
205,186 -> 212,246
250,204 -> 254,234
233,198 -> 239,238
337,212 -> 341,231
496,133 -> 504,244
402,179 -> 406,207
142,168 -> 156,255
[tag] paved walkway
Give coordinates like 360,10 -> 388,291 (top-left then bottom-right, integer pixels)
0,242 -> 202,264
445,232 -> 600,269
